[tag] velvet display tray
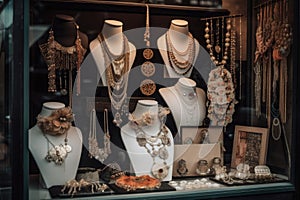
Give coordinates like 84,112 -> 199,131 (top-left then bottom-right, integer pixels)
210,176 -> 287,186
109,181 -> 176,194
48,184 -> 113,198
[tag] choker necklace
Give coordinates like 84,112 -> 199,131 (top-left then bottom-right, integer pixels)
39,23 -> 87,105
88,108 -> 111,162
37,107 -> 73,136
165,31 -> 195,75
98,33 -> 130,126
37,107 -> 74,165
128,107 -> 171,180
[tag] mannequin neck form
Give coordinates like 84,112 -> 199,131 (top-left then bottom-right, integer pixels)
169,19 -> 190,43
101,19 -> 124,54
174,78 -> 197,95
39,102 -> 65,117
131,100 -> 161,136
52,15 -> 78,46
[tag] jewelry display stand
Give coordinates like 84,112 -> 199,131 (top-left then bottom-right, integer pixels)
157,19 -> 200,78
159,77 -> 206,139
121,100 -> 174,181
28,102 -> 83,188
89,19 -> 136,86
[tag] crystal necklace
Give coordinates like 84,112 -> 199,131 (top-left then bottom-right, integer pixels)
129,107 -> 171,180
98,33 -> 130,126
43,131 -> 71,165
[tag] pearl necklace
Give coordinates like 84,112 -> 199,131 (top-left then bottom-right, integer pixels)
165,31 -> 195,75
98,33 -> 130,126
205,18 -> 231,66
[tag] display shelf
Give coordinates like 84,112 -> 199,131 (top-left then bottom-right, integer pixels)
34,0 -> 230,17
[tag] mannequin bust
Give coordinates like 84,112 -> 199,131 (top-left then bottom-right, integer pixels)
51,14 -> 88,48
89,19 -> 136,85
157,19 -> 200,78
121,100 -> 174,181
28,102 -> 83,188
159,78 -> 206,139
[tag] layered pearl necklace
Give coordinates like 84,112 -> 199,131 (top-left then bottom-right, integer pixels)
165,31 -> 195,75
98,33 -> 130,126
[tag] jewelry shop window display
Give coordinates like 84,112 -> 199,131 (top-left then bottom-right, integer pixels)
28,102 -> 83,188
159,77 -> 206,141
89,20 -> 136,126
157,19 -> 200,78
121,100 -> 174,181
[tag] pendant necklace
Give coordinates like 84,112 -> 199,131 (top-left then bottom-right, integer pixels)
43,131 -> 71,165
129,107 -> 171,180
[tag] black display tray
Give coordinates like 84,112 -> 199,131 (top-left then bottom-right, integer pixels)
48,184 -> 113,198
210,176 -> 287,186
109,181 -> 176,194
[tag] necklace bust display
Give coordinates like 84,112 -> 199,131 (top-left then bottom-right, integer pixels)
89,20 -> 136,126
157,19 -> 200,78
28,102 -> 83,188
120,100 -> 174,181
159,78 -> 206,140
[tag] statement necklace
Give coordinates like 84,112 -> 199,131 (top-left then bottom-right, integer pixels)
98,33 -> 130,126
88,108 -> 111,162
165,31 -> 195,75
128,107 -> 171,180
39,23 -> 87,105
37,107 -> 74,165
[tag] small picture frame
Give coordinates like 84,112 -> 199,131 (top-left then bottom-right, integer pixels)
180,126 -> 223,144
231,125 -> 269,170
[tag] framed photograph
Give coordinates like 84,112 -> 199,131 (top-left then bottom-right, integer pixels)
231,125 -> 269,170
180,126 -> 223,144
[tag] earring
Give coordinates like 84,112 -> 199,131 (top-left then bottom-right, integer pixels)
177,159 -> 188,176
196,160 -> 210,176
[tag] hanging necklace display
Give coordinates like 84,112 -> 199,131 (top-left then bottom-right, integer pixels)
88,108 -> 111,162
140,4 -> 156,96
271,0 -> 292,140
239,16 -> 243,100
128,107 -> 171,180
37,107 -> 74,165
205,17 -> 231,67
165,29 -> 195,76
230,17 -> 237,89
207,66 -> 236,127
98,33 -> 130,126
39,23 -> 87,105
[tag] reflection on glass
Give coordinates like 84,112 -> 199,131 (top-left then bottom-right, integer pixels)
0,0 -> 12,199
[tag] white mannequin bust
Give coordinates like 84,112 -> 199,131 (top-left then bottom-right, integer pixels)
121,100 -> 174,181
157,19 -> 200,78
89,19 -> 136,85
159,78 -> 206,138
28,102 -> 82,188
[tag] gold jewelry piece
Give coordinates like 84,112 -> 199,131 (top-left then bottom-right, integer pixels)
140,79 -> 156,96
165,31 -> 195,75
61,179 -> 108,195
129,107 -> 171,180
115,175 -> 161,191
196,160 -> 210,176
141,61 -> 155,77
88,108 -> 111,162
37,107 -> 73,136
98,33 -> 130,126
177,159 -> 188,176
143,48 -> 154,60
39,23 -> 87,99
